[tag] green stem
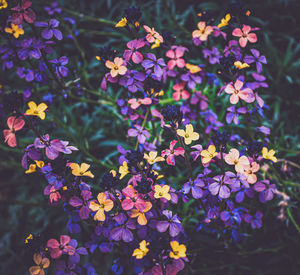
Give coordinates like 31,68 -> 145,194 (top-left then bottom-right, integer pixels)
287,207 -> 300,236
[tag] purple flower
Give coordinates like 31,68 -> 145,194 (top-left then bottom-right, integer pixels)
254,180 -> 276,202
34,134 -> 65,160
49,56 -> 69,78
55,260 -> 78,275
123,39 -> 145,64
35,19 -> 63,40
181,71 -> 202,90
156,210 -> 183,237
110,213 -> 135,242
244,49 -> 266,73
119,70 -> 145,93
202,46 -> 221,64
68,239 -> 88,264
224,40 -> 241,57
209,175 -> 232,199
69,190 -> 92,220
220,209 -> 243,226
128,125 -> 150,144
17,67 -> 35,82
182,176 -> 205,199
22,144 -> 42,169
226,106 -> 247,125
18,38 -> 45,60
44,2 -> 62,15
190,91 -> 208,110
244,211 -> 263,229
247,72 -> 269,90
190,144 -> 203,161
142,53 -> 166,78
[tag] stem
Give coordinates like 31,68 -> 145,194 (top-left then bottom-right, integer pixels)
287,207 -> 300,236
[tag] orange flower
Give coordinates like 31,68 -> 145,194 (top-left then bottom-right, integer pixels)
29,253 -> 50,275
192,21 -> 213,41
89,192 -> 114,221
105,57 -> 127,77
131,201 -> 152,225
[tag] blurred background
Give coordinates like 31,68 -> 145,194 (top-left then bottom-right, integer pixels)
0,0 -> 299,274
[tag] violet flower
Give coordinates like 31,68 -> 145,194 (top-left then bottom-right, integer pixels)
123,39 -> 145,64
128,125 -> 150,144
142,53 -> 166,78
182,177 -> 205,199
202,46 -> 221,64
209,175 -> 232,199
244,211 -> 263,229
68,239 -> 88,264
35,19 -> 63,40
181,71 -> 202,90
244,49 -> 266,73
44,2 -> 62,15
226,106 -> 247,125
110,213 -> 135,242
18,38 -> 44,60
254,180 -> 276,202
22,144 -> 42,169
119,70 -> 145,93
190,91 -> 208,110
156,210 -> 183,237
69,190 -> 92,220
34,134 -> 65,160
49,56 -> 69,78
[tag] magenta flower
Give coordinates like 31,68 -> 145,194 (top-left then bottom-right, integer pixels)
123,39 -> 145,64
47,235 -> 76,259
11,0 -> 36,25
224,79 -> 255,104
121,185 -> 146,211
166,46 -> 188,70
232,25 -> 257,48
161,140 -> 184,166
172,82 -> 190,101
69,190 -> 92,219
156,210 -> 183,237
128,124 -> 150,144
35,19 -> 63,40
244,49 -> 267,73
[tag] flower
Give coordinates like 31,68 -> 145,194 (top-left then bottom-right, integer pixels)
29,253 -> 50,275
244,49 -> 267,73
47,235 -> 75,259
177,124 -> 199,145
115,17 -> 127,27
132,240 -> 149,259
0,0 -> 8,10
154,185 -> 171,200
234,61 -> 250,69
5,24 -> 24,38
34,135 -> 65,160
25,101 -> 48,120
35,19 -> 62,40
186,63 -> 202,74
166,46 -> 187,70
200,145 -> 218,164
128,124 -> 150,144
224,79 -> 255,104
202,46 -> 221,64
11,0 -> 36,25
218,14 -> 231,28
192,21 -> 213,41
143,25 -> 164,43
49,56 -> 69,78
156,210 -> 183,237
232,25 -> 257,48
144,151 -> 165,165
161,140 -> 184,165
142,53 -> 166,78
105,57 -> 127,77
3,116 -> 25,147
225,148 -> 250,173
119,161 -> 129,179
111,213 -> 135,242
69,190 -> 92,219
226,106 -> 247,125
169,241 -> 186,259
172,82 -> 190,101
121,185 -> 146,211
182,176 -> 205,199
262,147 -> 277,163
131,201 -> 152,225
128,98 -> 152,109
70,163 -> 94,178
209,175 -> 232,199
89,192 -> 114,221
123,39 -> 145,64
243,162 -> 260,184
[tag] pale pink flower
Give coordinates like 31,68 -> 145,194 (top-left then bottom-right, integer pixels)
224,79 -> 255,104
192,21 -> 213,41
225,148 -> 250,173
232,25 -> 257,48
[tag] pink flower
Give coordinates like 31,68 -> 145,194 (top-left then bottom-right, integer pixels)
192,21 -> 213,41
166,46 -> 187,70
123,39 -> 145,64
11,0 -> 36,25
143,25 -> 164,43
128,98 -> 152,110
121,185 -> 146,212
243,162 -> 260,184
162,140 -> 185,166
47,235 -> 75,259
232,25 -> 257,48
3,116 -> 25,147
224,79 -> 255,104
172,82 -> 190,101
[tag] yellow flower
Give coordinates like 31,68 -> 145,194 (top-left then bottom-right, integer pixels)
186,63 -> 202,74
0,0 -> 8,10
177,124 -> 199,145
95,56 -> 101,61
262,147 -> 277,163
35,160 -> 45,168
5,23 -> 24,38
144,151 -> 165,165
25,234 -> 33,244
169,241 -> 187,259
29,253 -> 50,275
234,61 -> 250,69
151,39 -> 161,49
119,161 -> 129,179
131,201 -> 152,225
132,240 -> 149,259
25,101 -> 48,120
89,192 -> 114,221
200,145 -> 218,164
217,13 -> 231,28
25,164 -> 37,174
70,163 -> 94,178
115,17 -> 127,28
154,185 -> 171,200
